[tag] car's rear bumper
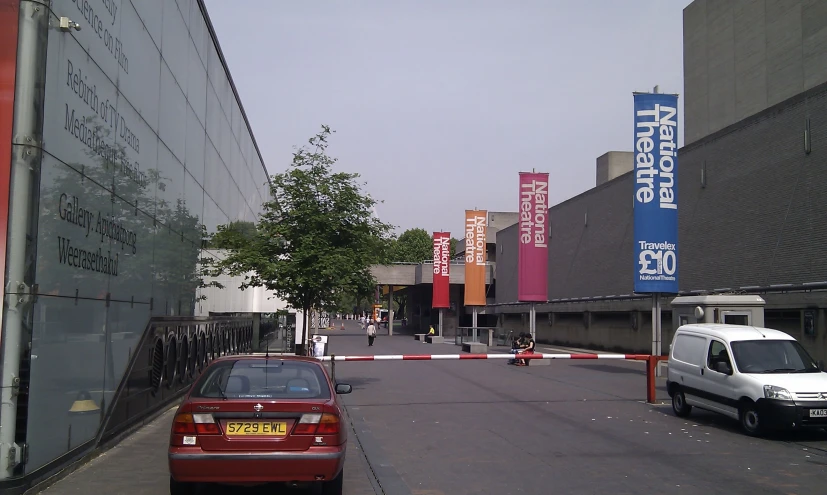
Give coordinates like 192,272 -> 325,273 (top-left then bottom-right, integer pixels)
169,446 -> 345,483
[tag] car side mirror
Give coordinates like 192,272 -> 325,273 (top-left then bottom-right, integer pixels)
335,383 -> 352,394
715,361 -> 732,375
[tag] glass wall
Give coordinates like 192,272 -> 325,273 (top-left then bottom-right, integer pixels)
23,0 -> 269,472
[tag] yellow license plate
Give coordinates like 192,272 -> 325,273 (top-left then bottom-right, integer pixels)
225,421 -> 288,436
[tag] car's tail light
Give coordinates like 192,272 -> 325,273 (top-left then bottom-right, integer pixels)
316,414 -> 340,434
293,413 -> 340,435
173,413 -> 196,435
173,413 -> 221,435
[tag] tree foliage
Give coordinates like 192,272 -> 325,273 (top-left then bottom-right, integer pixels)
449,237 -> 460,258
207,126 -> 394,350
389,228 -> 432,263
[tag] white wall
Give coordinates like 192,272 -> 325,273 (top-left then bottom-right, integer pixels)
196,250 -> 294,316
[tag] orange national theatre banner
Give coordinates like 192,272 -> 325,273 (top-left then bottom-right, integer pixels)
464,210 -> 487,306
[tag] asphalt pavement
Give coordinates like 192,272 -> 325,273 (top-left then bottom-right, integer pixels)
329,321 -> 827,495
35,319 -> 827,495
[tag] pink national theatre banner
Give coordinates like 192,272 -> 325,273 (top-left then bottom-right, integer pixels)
518,172 -> 549,301
432,232 -> 451,308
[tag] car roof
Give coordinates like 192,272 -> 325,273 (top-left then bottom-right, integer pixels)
676,323 -> 795,343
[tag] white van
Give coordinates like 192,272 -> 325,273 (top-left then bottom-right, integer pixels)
666,323 -> 827,436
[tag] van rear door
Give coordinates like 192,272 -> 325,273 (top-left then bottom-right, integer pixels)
670,332 -> 708,404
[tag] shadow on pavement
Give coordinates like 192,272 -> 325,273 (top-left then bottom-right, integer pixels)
194,482 -> 324,494
651,404 -> 827,445
575,363 -> 646,376
339,376 -> 381,390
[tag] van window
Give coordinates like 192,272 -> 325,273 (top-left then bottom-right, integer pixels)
672,334 -> 706,365
730,340 -> 820,374
722,313 -> 750,325
707,340 -> 733,373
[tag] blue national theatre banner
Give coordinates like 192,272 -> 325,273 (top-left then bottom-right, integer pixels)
633,93 -> 679,294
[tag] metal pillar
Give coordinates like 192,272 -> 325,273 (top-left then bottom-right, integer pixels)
387,286 -> 394,336
438,308 -> 444,337
472,306 -> 478,332
529,303 -> 536,340
1,1 -> 48,479
652,293 -> 663,377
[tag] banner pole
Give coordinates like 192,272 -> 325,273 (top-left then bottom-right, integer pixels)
651,293 -> 663,377
472,306 -> 478,333
439,308 -> 444,337
530,303 -> 536,340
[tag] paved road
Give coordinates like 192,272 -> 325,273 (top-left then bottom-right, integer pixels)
329,322 -> 827,495
39,320 -> 827,494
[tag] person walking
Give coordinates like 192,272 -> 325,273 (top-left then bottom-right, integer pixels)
367,320 -> 377,346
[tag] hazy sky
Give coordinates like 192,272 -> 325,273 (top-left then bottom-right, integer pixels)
204,0 -> 693,236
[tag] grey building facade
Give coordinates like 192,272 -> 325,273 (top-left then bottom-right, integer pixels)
494,0 -> 827,361
683,0 -> 827,145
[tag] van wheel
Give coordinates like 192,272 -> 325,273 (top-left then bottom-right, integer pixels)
740,403 -> 763,436
671,387 -> 692,417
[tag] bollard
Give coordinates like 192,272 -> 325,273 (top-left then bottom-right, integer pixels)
644,355 -> 668,404
646,356 -> 657,404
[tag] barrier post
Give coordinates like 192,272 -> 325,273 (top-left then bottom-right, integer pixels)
646,356 -> 656,404
331,354 -> 336,384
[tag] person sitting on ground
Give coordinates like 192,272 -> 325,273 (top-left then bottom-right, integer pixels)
518,333 -> 536,366
509,332 -> 525,365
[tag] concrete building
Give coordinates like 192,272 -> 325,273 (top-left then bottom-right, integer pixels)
595,151 -> 633,187
370,211 -> 511,334
492,0 -> 827,360
371,0 -> 827,363
683,0 -> 827,145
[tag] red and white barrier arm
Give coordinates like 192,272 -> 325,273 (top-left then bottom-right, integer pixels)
319,353 -> 649,362
320,352 -> 667,404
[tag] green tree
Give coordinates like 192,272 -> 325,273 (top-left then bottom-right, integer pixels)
449,237 -> 460,257
208,126 -> 394,354
390,228 -> 433,263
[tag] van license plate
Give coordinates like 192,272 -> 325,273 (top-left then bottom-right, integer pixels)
808,409 -> 827,418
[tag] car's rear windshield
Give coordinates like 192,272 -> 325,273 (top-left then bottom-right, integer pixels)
192,359 -> 331,400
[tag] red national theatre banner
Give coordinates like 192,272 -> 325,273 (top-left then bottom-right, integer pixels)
432,232 -> 451,308
518,172 -> 549,302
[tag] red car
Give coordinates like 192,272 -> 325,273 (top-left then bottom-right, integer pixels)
168,355 -> 352,494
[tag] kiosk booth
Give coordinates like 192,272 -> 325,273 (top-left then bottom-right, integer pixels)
671,294 -> 766,329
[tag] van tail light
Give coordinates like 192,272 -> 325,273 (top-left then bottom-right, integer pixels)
293,413 -> 340,435
173,413 -> 221,435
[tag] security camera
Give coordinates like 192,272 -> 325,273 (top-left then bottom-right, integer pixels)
59,17 -> 81,31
